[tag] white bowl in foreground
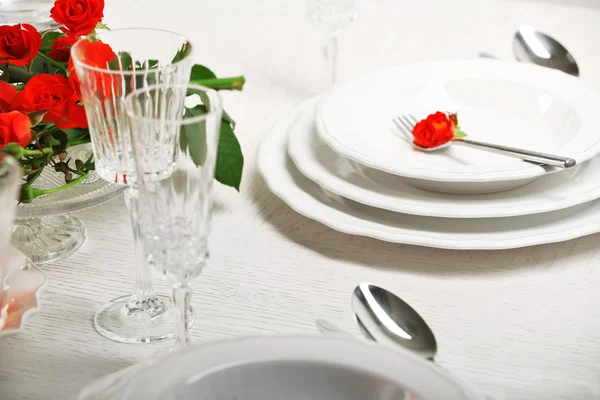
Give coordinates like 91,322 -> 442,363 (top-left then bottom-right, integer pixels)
76,336 -> 484,400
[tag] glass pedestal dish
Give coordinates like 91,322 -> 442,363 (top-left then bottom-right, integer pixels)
12,144 -> 126,264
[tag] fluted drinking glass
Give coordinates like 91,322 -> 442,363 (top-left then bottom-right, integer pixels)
71,28 -> 194,343
126,84 -> 222,348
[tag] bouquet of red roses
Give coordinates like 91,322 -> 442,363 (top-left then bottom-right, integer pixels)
0,0 -> 245,203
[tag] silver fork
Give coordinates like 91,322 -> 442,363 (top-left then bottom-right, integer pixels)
393,114 -> 576,169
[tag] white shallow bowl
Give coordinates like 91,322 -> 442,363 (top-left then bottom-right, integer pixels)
289,98 -> 600,219
76,336 -> 484,400
259,97 -> 600,250
316,60 -> 600,194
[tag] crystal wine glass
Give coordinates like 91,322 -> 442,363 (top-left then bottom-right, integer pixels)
71,28 -> 194,344
125,84 -> 222,348
307,0 -> 357,85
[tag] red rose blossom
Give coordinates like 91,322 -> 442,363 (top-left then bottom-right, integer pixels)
412,112 -> 465,149
50,0 -> 105,37
71,39 -> 116,69
0,111 -> 31,149
49,35 -> 77,62
0,24 -> 42,66
0,81 -> 17,112
70,39 -> 119,99
11,74 -> 87,129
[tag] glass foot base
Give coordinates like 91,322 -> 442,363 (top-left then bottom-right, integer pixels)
94,294 -> 195,344
12,215 -> 86,264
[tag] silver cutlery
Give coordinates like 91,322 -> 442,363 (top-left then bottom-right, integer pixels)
351,282 -> 438,361
513,25 -> 579,77
393,114 -> 577,169
479,26 -> 579,77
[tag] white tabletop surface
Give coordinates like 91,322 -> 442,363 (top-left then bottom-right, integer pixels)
2,0 -> 600,399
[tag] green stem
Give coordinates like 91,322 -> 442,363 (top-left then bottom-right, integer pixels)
23,147 -> 53,157
30,172 -> 88,197
36,52 -> 67,71
14,83 -> 25,90
190,76 -> 245,91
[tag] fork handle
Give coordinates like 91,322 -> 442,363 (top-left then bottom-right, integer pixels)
453,138 -> 577,169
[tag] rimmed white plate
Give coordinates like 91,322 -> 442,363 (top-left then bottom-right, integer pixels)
260,97 -> 600,250
77,336 -> 484,400
0,247 -> 46,338
289,98 -> 600,219
316,60 -> 600,193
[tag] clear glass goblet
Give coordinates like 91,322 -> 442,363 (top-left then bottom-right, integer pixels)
126,84 -> 222,348
307,0 -> 357,85
71,28 -> 194,344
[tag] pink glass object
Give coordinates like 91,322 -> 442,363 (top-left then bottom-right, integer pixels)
0,154 -> 21,330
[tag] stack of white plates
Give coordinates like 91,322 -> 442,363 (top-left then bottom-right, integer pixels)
258,60 -> 600,250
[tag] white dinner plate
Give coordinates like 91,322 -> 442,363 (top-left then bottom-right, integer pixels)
316,60 -> 600,193
260,97 -> 600,250
76,336 -> 484,400
289,98 -> 600,219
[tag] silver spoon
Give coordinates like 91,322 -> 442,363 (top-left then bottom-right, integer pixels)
351,282 -> 437,361
513,25 -> 579,77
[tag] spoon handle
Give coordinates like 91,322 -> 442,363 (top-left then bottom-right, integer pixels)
453,137 -> 576,168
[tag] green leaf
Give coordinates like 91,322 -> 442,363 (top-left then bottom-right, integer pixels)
222,109 -> 235,129
215,119 -> 243,191
52,130 -> 68,150
42,31 -> 62,48
28,111 -> 46,127
30,53 -> 65,75
453,129 -> 468,139
171,42 -> 193,64
96,22 -> 110,30
6,65 -> 32,83
63,128 -> 90,142
190,64 -> 217,80
182,105 -> 208,167
118,51 -> 133,71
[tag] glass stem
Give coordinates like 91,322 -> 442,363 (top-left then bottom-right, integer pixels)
123,187 -> 155,304
172,283 -> 192,347
322,34 -> 339,85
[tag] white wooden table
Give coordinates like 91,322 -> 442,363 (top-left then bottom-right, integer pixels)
2,0 -> 600,399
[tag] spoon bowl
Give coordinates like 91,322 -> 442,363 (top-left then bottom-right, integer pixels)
513,25 -> 579,77
351,282 -> 437,361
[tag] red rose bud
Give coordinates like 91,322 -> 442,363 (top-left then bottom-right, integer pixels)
0,24 -> 42,67
0,111 -> 31,149
49,35 -> 77,62
50,0 -> 105,37
0,81 -> 17,113
411,111 -> 466,149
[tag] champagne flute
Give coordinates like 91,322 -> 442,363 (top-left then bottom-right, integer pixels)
307,0 -> 357,85
71,28 -> 194,344
126,84 -> 222,348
